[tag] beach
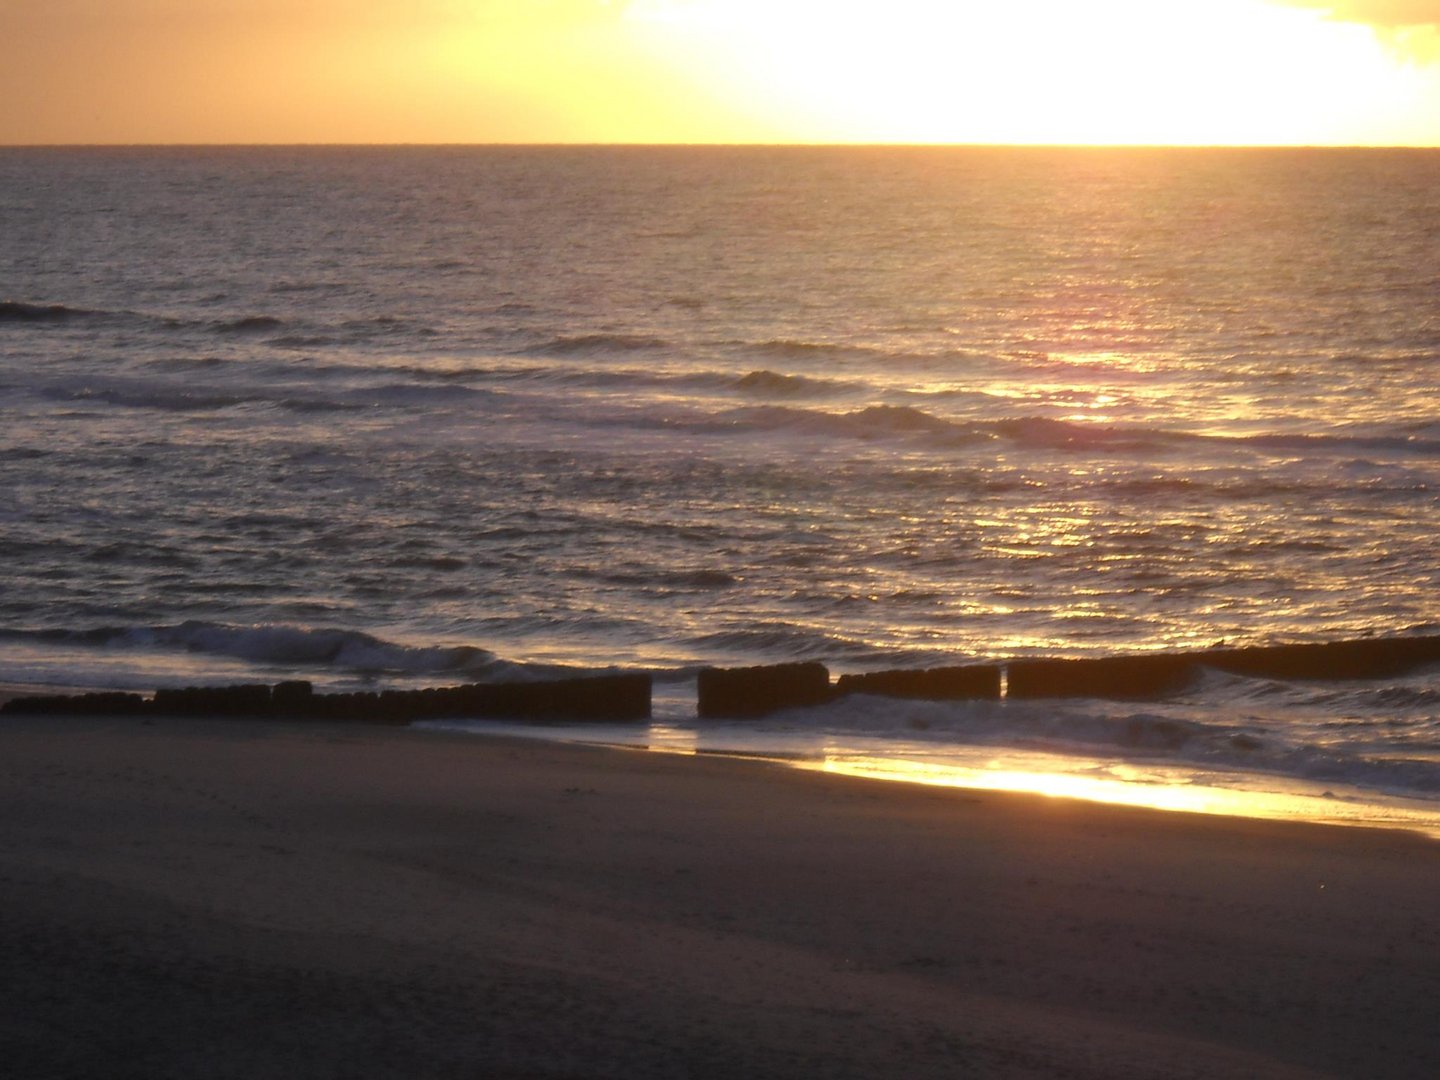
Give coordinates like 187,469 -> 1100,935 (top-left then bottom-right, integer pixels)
2,713 -> 1437,1079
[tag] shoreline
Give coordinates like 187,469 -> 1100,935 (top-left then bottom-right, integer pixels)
10,678 -> 1440,840
3,713 -> 1439,1077
428,717 -> 1440,841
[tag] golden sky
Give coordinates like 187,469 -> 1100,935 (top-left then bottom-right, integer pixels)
5,0 -> 1440,145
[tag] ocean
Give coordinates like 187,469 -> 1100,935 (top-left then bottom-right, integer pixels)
4,145 -> 1440,831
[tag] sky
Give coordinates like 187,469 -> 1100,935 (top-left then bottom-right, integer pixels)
4,0 -> 1440,145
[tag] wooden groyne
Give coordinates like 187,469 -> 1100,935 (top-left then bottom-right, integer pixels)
696,633 -> 1440,716
7,634 -> 1440,724
1,673 -> 653,724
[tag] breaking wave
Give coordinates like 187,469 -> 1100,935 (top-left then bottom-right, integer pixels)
803,691 -> 1440,799
530,333 -> 672,356
0,301 -> 106,324
1,622 -> 539,680
732,369 -> 841,397
215,315 -> 285,334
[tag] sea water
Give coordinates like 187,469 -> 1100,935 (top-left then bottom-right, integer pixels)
4,146 -> 1440,830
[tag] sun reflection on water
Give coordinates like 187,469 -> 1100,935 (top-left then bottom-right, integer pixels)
809,750 -> 1440,838
421,718 -> 1440,840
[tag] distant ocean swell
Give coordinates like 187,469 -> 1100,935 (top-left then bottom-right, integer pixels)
9,295 -> 1440,458
12,362 -> 1440,467
0,301 -> 103,323
0,300 -> 436,344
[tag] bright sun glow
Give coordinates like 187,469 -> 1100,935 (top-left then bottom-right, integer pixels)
625,0 -> 1440,144
4,0 -> 1440,144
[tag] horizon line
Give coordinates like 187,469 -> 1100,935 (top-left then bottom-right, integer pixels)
4,141 -> 1440,151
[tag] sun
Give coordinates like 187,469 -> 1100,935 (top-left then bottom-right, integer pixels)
623,0 -> 1440,145
6,0 -> 1437,145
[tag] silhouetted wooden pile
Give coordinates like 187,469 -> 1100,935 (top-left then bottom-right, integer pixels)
1,673 -> 653,724
1008,635 -> 1440,700
1,691 -> 152,717
835,665 -> 1001,701
1204,637 -> 1440,681
697,662 -> 834,718
1007,653 -> 1200,700
6,634 -> 1440,723
699,634 -> 1440,716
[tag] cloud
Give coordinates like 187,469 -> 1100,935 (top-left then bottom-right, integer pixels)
1283,1 -> 1440,67
1283,1 -> 1440,26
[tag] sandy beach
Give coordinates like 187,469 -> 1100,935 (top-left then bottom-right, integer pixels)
2,713 -> 1437,1079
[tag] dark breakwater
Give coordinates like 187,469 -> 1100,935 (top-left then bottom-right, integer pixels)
10,633 -> 1440,724
2,673 -> 653,724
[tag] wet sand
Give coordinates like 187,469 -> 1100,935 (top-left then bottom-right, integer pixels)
1,713 -> 1437,1078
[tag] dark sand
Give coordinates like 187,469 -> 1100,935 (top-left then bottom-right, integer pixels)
2,713 -> 1438,1078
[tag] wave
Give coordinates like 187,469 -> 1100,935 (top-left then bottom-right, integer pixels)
575,567 -> 739,590
1,622 -> 527,679
844,404 -> 967,436
381,361 -> 855,404
814,692 -> 1440,798
267,281 -> 349,294
341,316 -> 437,338
3,301 -> 277,337
732,369 -> 837,397
222,313 -> 432,339
144,355 -> 237,371
331,382 -> 498,409
215,315 -> 285,334
821,694 -> 1217,751
1239,430 -> 1440,456
994,416 -> 1173,452
35,346 -> 1440,466
530,333 -> 672,356
683,625 -> 903,666
43,386 -> 264,412
212,313 -> 436,344
600,403 -> 1113,449
427,362 -> 701,392
651,400 -> 1440,462
0,300 -> 106,324
41,384 -> 362,415
542,364 -> 850,399
268,334 -> 339,349
736,339 -> 995,372
665,402 -> 985,445
2,300 -> 438,347
746,338 -> 891,363
36,374 -> 497,415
